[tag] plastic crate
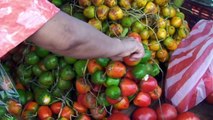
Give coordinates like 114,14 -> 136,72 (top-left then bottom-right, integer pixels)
181,0 -> 213,28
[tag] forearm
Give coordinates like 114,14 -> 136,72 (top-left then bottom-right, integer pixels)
30,11 -> 123,58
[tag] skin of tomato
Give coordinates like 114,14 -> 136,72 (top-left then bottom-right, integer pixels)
114,97 -> 129,110
108,112 -> 130,120
76,78 -> 91,94
120,78 -> 138,97
176,112 -> 200,120
91,70 -> 106,84
140,75 -> 158,93
123,56 -> 141,66
90,106 -> 107,120
128,32 -> 142,42
76,114 -> 91,120
88,59 -> 103,74
125,69 -> 135,80
38,106 -> 52,120
106,96 -> 122,105
133,92 -> 151,107
73,102 -> 88,113
61,106 -> 74,119
106,61 -> 126,78
81,93 -> 97,109
24,101 -> 38,112
96,58 -> 110,67
156,103 -> 177,120
7,100 -> 22,116
149,85 -> 162,100
132,107 -> 157,120
50,102 -> 62,114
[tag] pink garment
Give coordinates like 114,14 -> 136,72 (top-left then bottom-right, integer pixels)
0,0 -> 59,58
165,20 -> 213,112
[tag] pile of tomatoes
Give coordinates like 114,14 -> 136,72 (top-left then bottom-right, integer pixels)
1,39 -> 162,119
59,0 -> 190,63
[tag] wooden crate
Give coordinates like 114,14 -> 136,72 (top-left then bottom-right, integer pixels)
181,0 -> 213,28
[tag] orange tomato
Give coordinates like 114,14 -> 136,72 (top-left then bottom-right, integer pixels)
88,59 -> 102,74
61,106 -> 74,120
76,78 -> 91,94
106,61 -> 126,78
50,102 -> 62,114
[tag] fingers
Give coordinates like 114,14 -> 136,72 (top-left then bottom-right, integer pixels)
109,38 -> 145,61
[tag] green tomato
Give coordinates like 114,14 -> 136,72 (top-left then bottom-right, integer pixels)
52,0 -> 62,7
17,89 -> 27,105
17,64 -> 32,78
43,55 -> 58,70
26,91 -> 33,102
150,64 -> 160,77
74,60 -> 87,77
25,52 -> 39,65
38,72 -> 55,88
96,58 -> 110,67
140,49 -> 151,63
57,79 -> 72,90
97,93 -> 110,107
132,64 -> 148,79
91,70 -> 106,85
0,106 -> 6,116
35,89 -> 52,105
35,46 -> 49,57
105,77 -> 120,87
60,65 -> 75,80
121,16 -> 134,27
105,86 -> 121,99
32,64 -> 42,77
64,57 -> 77,64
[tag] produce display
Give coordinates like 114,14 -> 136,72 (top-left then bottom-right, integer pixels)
0,0 -> 202,120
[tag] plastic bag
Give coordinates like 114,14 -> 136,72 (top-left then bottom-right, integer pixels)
0,64 -> 21,119
0,0 -> 59,58
165,20 -> 213,112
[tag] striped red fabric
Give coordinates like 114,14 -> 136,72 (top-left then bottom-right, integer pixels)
165,20 -> 213,112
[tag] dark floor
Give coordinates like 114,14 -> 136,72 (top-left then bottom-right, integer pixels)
189,101 -> 213,120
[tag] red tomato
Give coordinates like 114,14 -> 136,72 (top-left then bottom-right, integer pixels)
76,114 -> 91,120
7,100 -> 22,116
149,85 -> 162,100
128,32 -> 142,42
156,103 -> 177,120
205,92 -> 213,104
108,112 -> 130,120
176,112 -> 200,120
120,78 -> 138,97
88,59 -> 103,74
24,101 -> 38,112
38,106 -> 52,120
91,84 -> 102,93
90,106 -> 107,120
140,76 -> 158,93
123,56 -> 141,66
106,96 -> 121,105
133,92 -> 151,107
61,106 -> 74,120
132,107 -> 157,120
50,102 -> 62,114
73,102 -> 87,113
76,78 -> 91,94
81,92 -> 97,109
125,69 -> 135,80
114,97 -> 129,110
106,61 -> 126,78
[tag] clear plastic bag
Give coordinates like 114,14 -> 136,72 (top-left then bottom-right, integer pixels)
0,64 -> 21,120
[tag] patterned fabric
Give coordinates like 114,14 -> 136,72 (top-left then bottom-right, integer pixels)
0,0 -> 59,58
165,20 -> 213,112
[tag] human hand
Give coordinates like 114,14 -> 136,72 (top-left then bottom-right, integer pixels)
110,38 -> 145,61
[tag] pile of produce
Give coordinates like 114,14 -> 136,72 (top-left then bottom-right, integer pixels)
0,0 -> 202,120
